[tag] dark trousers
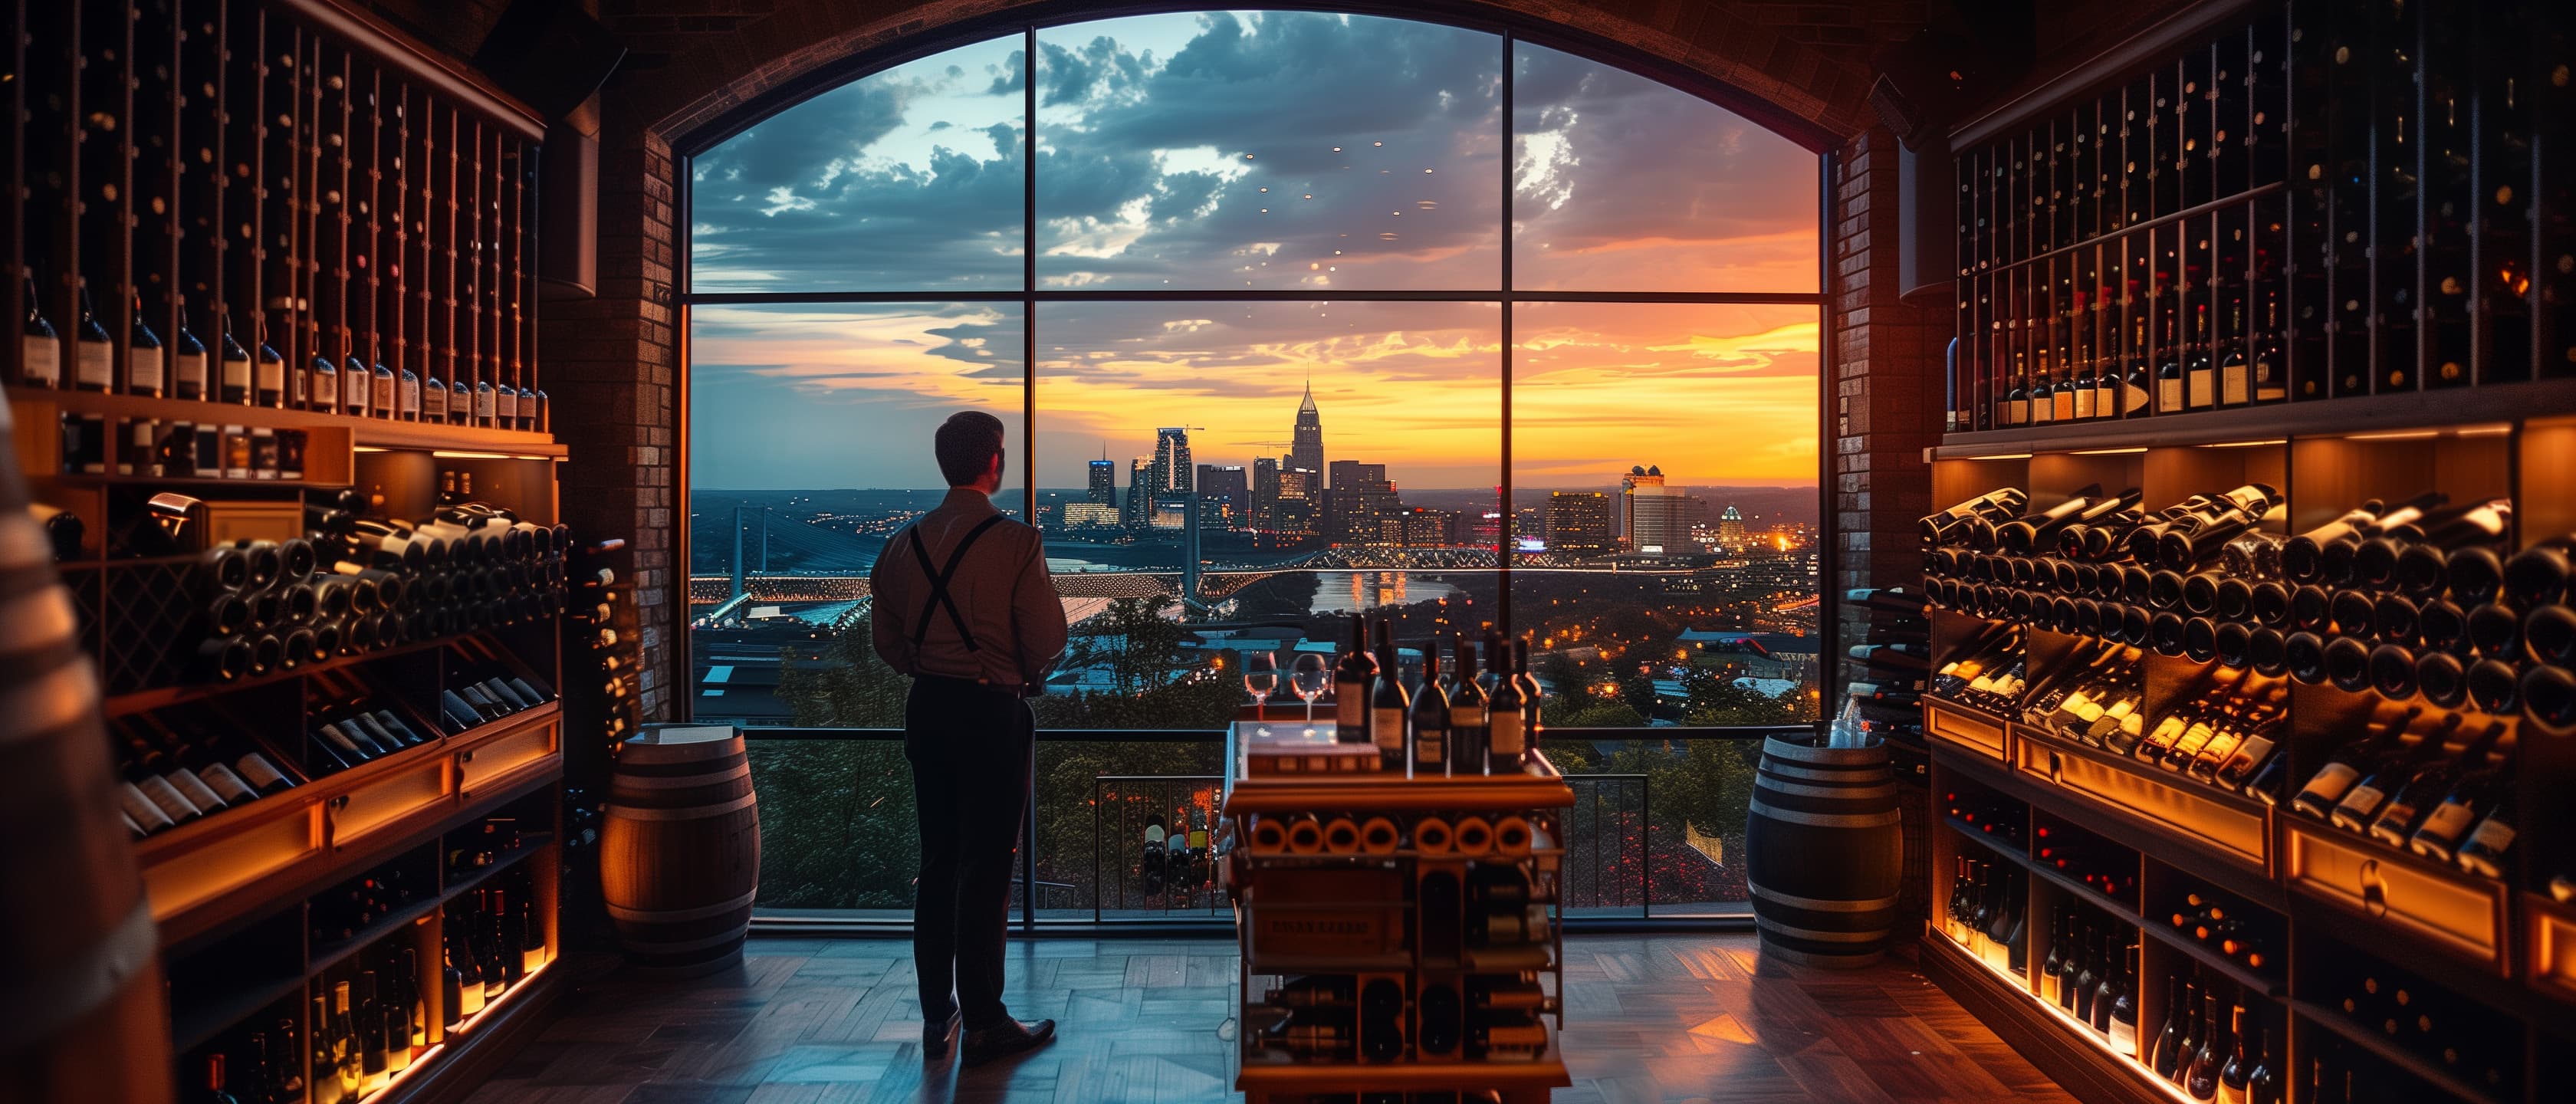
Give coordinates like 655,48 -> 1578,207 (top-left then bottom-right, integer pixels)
904,675 -> 1035,1029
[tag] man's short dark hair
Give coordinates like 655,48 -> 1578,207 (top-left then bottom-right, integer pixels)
934,411 -> 1007,486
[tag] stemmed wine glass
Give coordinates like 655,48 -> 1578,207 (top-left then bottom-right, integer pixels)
1243,651 -> 1278,718
1290,652 -> 1329,728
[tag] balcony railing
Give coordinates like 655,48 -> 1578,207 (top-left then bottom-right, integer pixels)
736,724 -> 1809,930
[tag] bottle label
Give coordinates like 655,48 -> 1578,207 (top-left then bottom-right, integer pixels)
497,388 -> 518,420
77,340 -> 113,387
235,752 -> 290,792
2217,734 -> 2274,785
127,347 -> 163,392
1335,680 -> 1367,731
314,367 -> 339,407
1414,721 -> 1445,766
1450,705 -> 1485,732
2108,1015 -> 2137,1058
475,386 -> 497,420
346,373 -> 367,414
255,355 -> 283,395
2189,366 -> 2214,406
2302,762 -> 2361,806
176,351 -> 207,395
373,373 -> 396,413
401,376 -> 421,416
197,762 -> 259,804
222,355 -> 251,393
135,774 -> 202,821
2072,386 -> 2096,419
425,383 -> 449,420
1372,708 -> 1405,755
1489,713 -> 1524,756
118,782 -> 175,830
2052,390 -> 2074,421
2123,378 -> 2150,415
2335,783 -> 2387,822
2158,376 -> 2184,413
2222,366 -> 2249,406
2007,398 -> 2029,426
2466,816 -> 2514,855
21,336 -> 59,386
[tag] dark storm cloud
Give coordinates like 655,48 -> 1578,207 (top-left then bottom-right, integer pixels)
1033,12 -> 1503,289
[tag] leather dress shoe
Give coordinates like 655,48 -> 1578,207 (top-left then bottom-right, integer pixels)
923,1010 -> 963,1062
961,1017 -> 1056,1066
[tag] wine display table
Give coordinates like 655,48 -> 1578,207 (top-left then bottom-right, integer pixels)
1221,721 -> 1574,1104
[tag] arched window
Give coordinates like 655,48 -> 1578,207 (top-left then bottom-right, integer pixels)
685,11 -> 1821,734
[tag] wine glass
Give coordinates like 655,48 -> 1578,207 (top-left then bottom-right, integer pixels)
1290,652 -> 1329,728
1243,651 -> 1278,718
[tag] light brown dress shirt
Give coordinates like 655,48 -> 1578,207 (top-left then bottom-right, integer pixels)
868,488 -> 1068,692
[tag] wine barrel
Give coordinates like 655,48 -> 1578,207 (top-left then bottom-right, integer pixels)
1745,733 -> 1903,968
0,422 -> 173,1102
600,725 -> 761,976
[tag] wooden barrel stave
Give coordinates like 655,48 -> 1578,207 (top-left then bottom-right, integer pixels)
600,731 -> 761,974
1745,735 -> 1904,968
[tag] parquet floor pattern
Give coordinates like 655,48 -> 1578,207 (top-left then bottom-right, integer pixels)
461,935 -> 2078,1104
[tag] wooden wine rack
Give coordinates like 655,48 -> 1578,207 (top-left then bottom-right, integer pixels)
1221,720 -> 1576,1104
3,2 -> 568,1101
1914,2 -> 2576,1102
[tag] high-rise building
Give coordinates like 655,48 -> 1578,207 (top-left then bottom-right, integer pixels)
1251,457 -> 1280,527
1547,491 -> 1613,557
1273,468 -> 1318,536
1717,504 -> 1747,550
1292,381 -> 1324,476
1402,507 -> 1460,547
1197,464 -> 1249,530
1148,428 -> 1194,528
1086,455 -> 1116,505
1622,464 -> 1686,556
1122,457 -> 1152,529
1063,503 -> 1121,529
1324,461 -> 1401,545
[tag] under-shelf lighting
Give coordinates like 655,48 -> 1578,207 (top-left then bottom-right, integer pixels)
2070,447 -> 2150,455
431,450 -> 515,460
353,445 -> 389,453
2455,424 -> 2514,437
1938,933 -> 2203,1104
2201,439 -> 2287,449
445,957 -> 554,1042
2344,430 -> 2441,442
356,1042 -> 447,1103
1965,453 -> 2036,462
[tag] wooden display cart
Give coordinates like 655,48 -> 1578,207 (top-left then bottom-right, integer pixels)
1221,718 -> 1576,1104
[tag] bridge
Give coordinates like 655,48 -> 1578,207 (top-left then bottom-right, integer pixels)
687,545 -> 1735,613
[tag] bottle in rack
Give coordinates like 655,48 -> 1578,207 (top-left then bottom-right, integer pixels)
310,351 -> 341,416
253,326 -> 286,409
1332,613 -> 1373,746
2184,981 -> 2224,1098
172,297 -> 209,401
1490,639 -> 1527,774
1411,639 -> 1450,777
1446,638 -> 1487,777
2217,1004 -> 2252,1104
127,291 -> 166,399
72,283 -> 113,393
218,320 -> 253,406
2151,974 -> 2189,1079
20,271 -> 58,387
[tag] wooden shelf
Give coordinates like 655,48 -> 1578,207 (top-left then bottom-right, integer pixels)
8,386 -> 562,456
107,631 -> 518,718
2291,997 -> 2509,1104
309,835 -> 552,976
1931,378 -> 2573,460
1237,1049 -> 1571,1093
171,970 -> 309,1053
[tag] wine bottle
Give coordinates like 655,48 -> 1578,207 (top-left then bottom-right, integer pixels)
1922,488 -> 2030,545
2244,1023 -> 2279,1104
124,291 -> 164,398
2070,917 -> 2101,1023
2453,785 -> 2516,879
2289,708 -> 2418,820
1489,640 -> 1527,774
2170,977 -> 2203,1086
2108,934 -> 2139,1058
170,298 -> 207,401
1370,629 -> 1408,772
329,981 -> 362,1101
18,272 -> 58,387
2090,928 -> 2119,1039
71,284 -> 112,392
2216,1004 -> 2252,1104
371,359 -> 396,420
2328,714 -> 2463,833
2367,721 -> 2505,846
355,971 -> 388,1087
1446,638 -> 1488,777
2183,983 -> 2225,1099
1411,639 -> 1451,776
1332,614 -> 1373,746
253,330 -> 285,409
2151,974 -> 2189,1078
2039,904 -> 2067,1005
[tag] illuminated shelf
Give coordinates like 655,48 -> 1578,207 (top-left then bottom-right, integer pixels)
6,385 -> 564,456
2291,997 -> 2508,1104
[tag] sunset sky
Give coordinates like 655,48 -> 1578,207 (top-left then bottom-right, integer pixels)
687,11 -> 1820,492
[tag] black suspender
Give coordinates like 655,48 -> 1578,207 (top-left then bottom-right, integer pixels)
907,514 -> 1010,652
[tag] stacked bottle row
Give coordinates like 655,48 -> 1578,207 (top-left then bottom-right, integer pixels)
2141,964 -> 2282,1102
1250,971 -> 1549,1065
2157,881 -> 2279,980
182,1017 -> 304,1104
1922,485 -> 2576,731
1242,813 -> 1539,859
2306,940 -> 2525,1096
2287,703 -> 2520,879
55,412 -> 316,483
1843,586 -> 1935,715
10,2 -> 542,428
179,492 -> 570,684
113,709 -> 300,838
1948,1 -> 2576,433
307,940 -> 429,1103
439,866 -> 549,1033
1326,614 -> 1542,779
2038,899 -> 2144,1063
1945,853 -> 2032,974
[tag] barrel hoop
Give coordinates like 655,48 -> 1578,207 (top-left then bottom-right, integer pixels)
0,653 -> 100,747
1761,738 -> 1885,766
0,580 -> 78,650
1757,760 -> 1888,782
606,791 -> 758,820
1748,882 -> 1903,913
1754,776 -> 1898,801
0,894 -> 156,1054
1753,915 -> 1888,943
606,888 -> 759,924
1748,797 -> 1902,828
613,924 -> 755,955
612,752 -> 749,777
616,744 -> 747,768
610,770 -> 754,793
0,512 -> 52,577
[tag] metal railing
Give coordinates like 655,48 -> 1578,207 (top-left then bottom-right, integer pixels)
731,722 -> 1812,931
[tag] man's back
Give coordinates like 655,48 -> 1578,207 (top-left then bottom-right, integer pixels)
868,488 -> 1068,691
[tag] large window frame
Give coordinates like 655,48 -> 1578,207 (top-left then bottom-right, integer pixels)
672,10 -> 1841,932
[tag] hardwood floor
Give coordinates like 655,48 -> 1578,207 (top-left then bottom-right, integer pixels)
460,935 -> 2078,1104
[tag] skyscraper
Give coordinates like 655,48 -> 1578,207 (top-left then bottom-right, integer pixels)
1152,428 -> 1193,495
1292,380 -> 1324,476
1123,457 -> 1152,529
1323,461 -> 1400,545
1197,464 -> 1249,530
1717,504 -> 1747,550
1086,454 -> 1116,505
1251,457 -> 1280,528
1547,491 -> 1613,557
1622,464 -> 1686,556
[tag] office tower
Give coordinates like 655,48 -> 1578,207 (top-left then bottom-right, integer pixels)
1086,452 -> 1116,505
1717,504 -> 1748,550
1547,491 -> 1613,557
1252,457 -> 1280,529
1621,465 -> 1686,556
1292,381 -> 1324,476
1124,457 -> 1153,529
1197,464 -> 1249,531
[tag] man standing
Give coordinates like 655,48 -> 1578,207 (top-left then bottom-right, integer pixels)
868,411 -> 1067,1066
